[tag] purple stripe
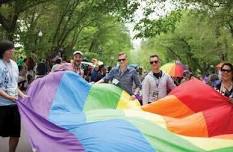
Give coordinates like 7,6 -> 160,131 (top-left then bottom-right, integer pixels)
24,71 -> 64,118
17,99 -> 85,152
17,71 -> 85,151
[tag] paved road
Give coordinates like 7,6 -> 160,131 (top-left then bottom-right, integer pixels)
0,126 -> 32,152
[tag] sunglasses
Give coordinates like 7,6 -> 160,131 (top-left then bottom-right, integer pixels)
150,60 -> 159,64
221,69 -> 232,73
118,58 -> 126,62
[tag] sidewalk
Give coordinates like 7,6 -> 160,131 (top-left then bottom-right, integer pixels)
0,126 -> 32,152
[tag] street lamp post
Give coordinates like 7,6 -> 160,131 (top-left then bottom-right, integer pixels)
38,30 -> 43,37
37,30 -> 43,52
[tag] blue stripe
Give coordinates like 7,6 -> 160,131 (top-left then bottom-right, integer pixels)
70,119 -> 155,152
49,71 -> 91,113
50,115 -> 155,152
48,71 -> 155,152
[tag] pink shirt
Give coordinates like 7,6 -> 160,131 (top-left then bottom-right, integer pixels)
53,63 -> 84,77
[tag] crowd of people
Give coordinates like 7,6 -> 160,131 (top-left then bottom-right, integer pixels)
14,47 -> 229,102
0,39 -> 232,152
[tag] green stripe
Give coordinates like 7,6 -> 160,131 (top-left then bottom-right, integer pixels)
86,109 -> 205,152
86,109 -> 125,120
84,84 -> 122,111
127,118 -> 204,152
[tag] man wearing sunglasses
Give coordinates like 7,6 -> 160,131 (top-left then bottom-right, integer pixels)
97,52 -> 141,99
142,54 -> 176,105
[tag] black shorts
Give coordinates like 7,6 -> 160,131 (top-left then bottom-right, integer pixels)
0,105 -> 21,137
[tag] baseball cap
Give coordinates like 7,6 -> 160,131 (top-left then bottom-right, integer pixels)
73,51 -> 83,56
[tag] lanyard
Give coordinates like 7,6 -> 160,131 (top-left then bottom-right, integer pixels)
152,73 -> 163,100
155,79 -> 160,88
153,72 -> 163,89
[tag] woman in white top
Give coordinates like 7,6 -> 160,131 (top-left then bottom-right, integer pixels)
0,40 -> 27,152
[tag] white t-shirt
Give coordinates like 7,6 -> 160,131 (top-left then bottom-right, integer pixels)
0,59 -> 19,106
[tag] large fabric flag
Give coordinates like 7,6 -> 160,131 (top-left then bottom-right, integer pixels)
143,79 -> 233,137
17,71 -> 233,152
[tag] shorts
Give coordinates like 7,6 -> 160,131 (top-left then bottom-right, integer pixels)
0,105 -> 21,137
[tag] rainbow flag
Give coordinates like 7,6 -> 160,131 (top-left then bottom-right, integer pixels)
18,71 -> 233,152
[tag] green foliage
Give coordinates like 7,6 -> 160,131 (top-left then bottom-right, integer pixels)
1,0 -> 233,71
0,0 -> 135,62
134,10 -> 182,38
70,15 -> 132,65
138,10 -> 233,73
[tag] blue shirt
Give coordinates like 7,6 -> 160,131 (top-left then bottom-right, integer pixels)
91,68 -> 99,82
103,66 -> 141,95
0,59 -> 19,106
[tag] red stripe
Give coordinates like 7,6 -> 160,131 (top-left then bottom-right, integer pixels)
174,65 -> 183,77
203,105 -> 233,137
170,79 -> 229,112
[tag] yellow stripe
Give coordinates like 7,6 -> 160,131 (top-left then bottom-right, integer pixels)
214,134 -> 233,140
116,92 -> 233,151
124,109 -> 233,150
124,110 -> 167,128
116,91 -> 141,110
180,135 -> 233,151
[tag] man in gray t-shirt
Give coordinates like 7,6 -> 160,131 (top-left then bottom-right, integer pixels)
142,55 -> 176,105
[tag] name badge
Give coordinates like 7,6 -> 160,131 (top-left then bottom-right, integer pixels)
152,91 -> 159,100
112,78 -> 119,85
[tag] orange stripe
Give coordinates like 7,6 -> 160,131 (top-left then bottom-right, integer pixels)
142,95 -> 194,118
165,112 -> 209,137
170,65 -> 176,76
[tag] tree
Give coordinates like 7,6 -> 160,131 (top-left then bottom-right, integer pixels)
134,10 -> 182,38
0,0 -> 51,40
73,15 -> 133,65
179,0 -> 233,38
0,0 -> 140,60
138,10 -> 233,73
